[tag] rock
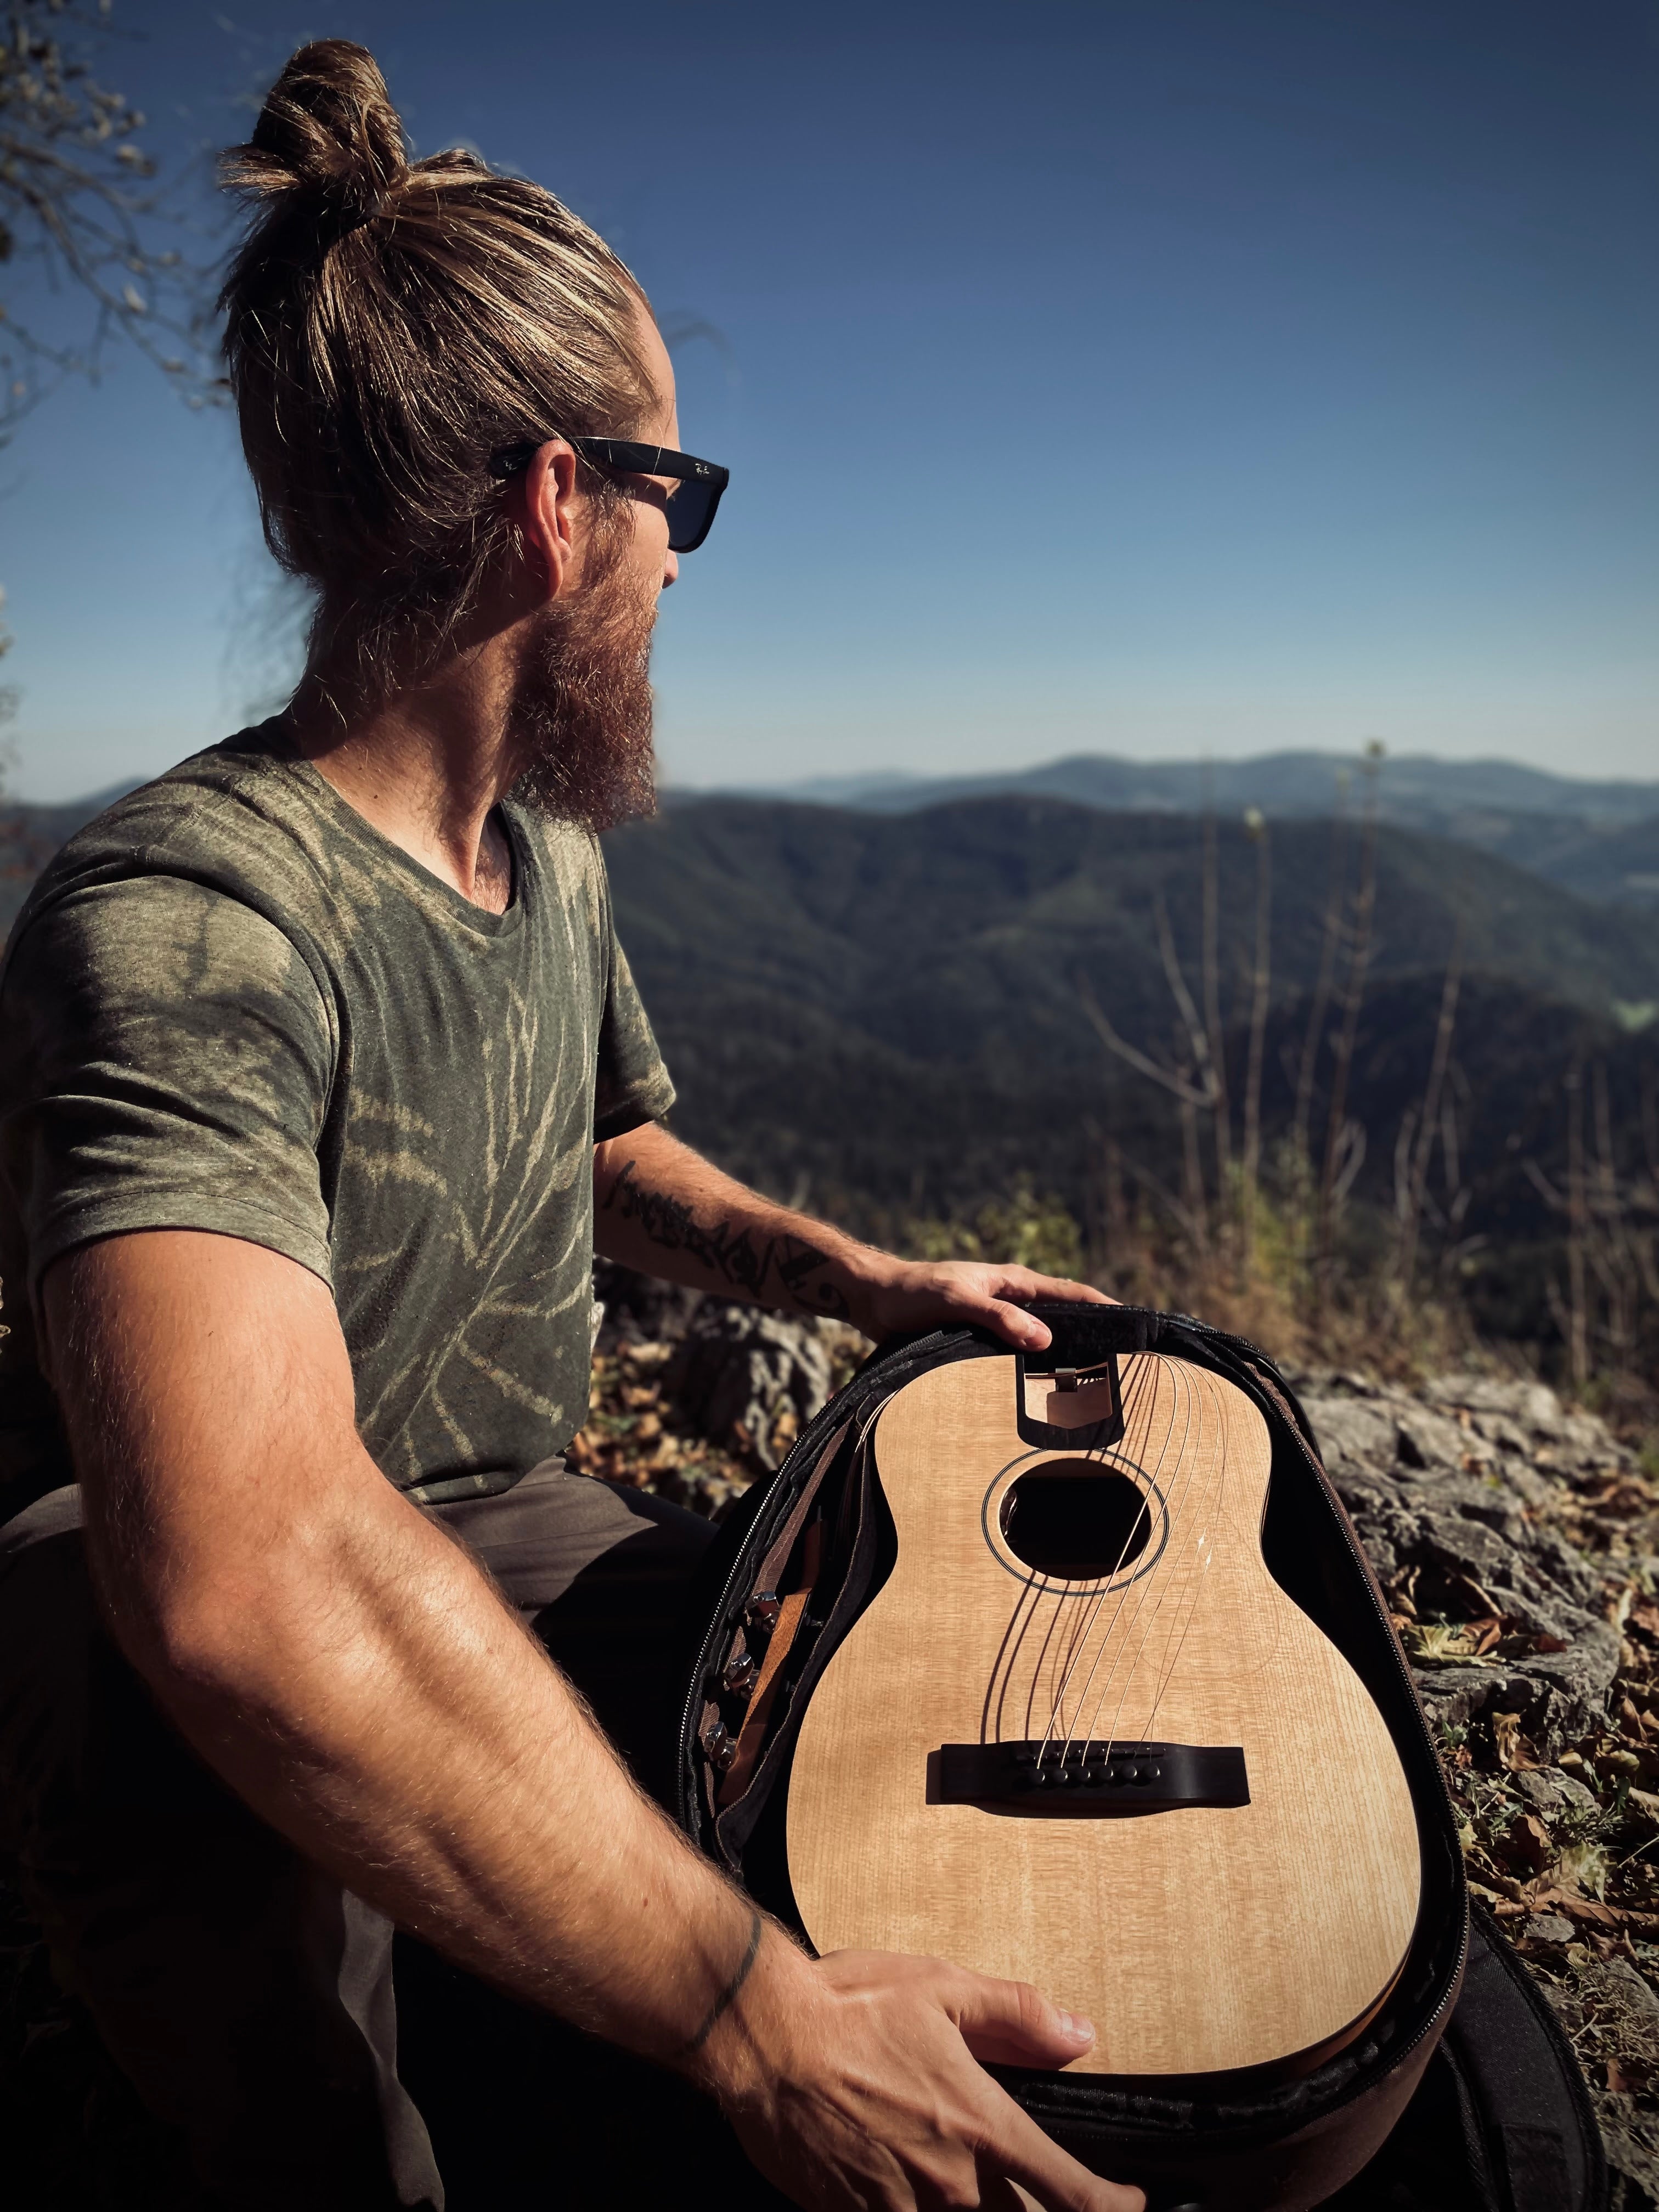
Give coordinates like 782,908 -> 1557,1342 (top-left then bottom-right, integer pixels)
1522,1912 -> 1577,1944
1545,1961 -> 1659,2208
592,1258 -> 701,1352
1293,1368 -> 1638,1756
664,1301 -> 845,1471
1595,1957 -> 1659,2024
1514,1766 -> 1601,1818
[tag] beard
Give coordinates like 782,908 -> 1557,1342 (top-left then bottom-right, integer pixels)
507,537 -> 659,833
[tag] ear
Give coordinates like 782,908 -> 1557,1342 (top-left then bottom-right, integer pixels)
515,440 -> 582,602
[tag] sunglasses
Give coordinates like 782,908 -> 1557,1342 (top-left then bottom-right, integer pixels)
488,437 -> 730,554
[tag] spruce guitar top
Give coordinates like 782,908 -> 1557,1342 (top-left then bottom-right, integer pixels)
785,1351 -> 1422,2078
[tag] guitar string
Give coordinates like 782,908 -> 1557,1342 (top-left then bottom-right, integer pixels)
1032,1355 -> 1169,1763
1139,1370 -> 1231,1743
1091,1363 -> 1228,1757
1083,1359 -> 1214,1758
1070,1359 -> 1211,1759
1092,1365 -> 1232,1758
986,1360 -> 1156,1747
1099,1369 -> 1232,1756
1032,1352 -> 1161,1748
984,1568 -> 1045,1743
1036,1353 -> 1172,1762
1063,1356 -> 1200,1762
1052,1357 -> 1193,1763
1023,1561 -> 1085,1746
1030,1355 -> 1164,1764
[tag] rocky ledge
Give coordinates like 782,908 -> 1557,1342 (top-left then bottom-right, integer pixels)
1294,1367 -> 1659,2208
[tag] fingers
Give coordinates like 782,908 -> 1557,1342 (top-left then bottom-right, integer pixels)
1017,1273 -> 1115,1306
982,1299 -> 1053,1350
947,1968 -> 1096,2068
987,2092 -> 1147,2212
947,1970 -> 1147,2209
978,1273 -> 1116,1348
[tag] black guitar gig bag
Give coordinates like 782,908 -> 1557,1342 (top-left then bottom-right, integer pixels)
675,1304 -> 1607,2212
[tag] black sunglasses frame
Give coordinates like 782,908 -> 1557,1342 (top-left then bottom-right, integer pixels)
488,436 -> 729,553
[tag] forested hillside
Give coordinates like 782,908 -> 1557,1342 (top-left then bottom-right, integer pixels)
3,777 -> 1654,1368
741,753 -> 1659,909
607,796 -> 1658,1364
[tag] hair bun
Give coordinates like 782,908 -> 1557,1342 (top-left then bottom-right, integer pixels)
223,40 -> 407,226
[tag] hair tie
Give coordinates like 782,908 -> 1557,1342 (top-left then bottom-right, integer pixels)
337,190 -> 390,235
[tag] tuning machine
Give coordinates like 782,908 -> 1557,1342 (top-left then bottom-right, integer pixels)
744,1590 -> 781,1636
701,1716 -> 738,1771
721,1648 -> 758,1697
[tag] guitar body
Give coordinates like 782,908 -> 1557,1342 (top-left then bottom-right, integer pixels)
786,1352 -> 1421,2078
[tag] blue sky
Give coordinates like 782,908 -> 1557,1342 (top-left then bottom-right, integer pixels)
3,0 -> 1655,800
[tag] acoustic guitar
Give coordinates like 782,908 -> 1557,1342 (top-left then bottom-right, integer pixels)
785,1348 -> 1422,2078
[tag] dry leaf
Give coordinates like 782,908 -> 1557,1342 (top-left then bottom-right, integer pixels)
1534,1889 -> 1625,1929
1492,1711 -> 1541,1771
1498,1814 -> 1553,1875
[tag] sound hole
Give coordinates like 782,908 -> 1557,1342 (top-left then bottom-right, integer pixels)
1000,1461 -> 1152,1579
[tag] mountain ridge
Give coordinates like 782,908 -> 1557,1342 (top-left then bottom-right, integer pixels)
678,751 -> 1659,907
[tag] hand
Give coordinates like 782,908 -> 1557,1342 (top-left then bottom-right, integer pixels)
723,1949 -> 1145,2211
848,1259 -> 1114,1351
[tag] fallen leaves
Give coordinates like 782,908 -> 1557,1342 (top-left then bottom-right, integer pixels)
1492,1711 -> 1542,1771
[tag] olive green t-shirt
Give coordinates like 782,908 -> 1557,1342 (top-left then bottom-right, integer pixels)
0,724 -> 674,1526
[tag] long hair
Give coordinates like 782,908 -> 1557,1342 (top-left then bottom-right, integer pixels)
219,41 -> 654,719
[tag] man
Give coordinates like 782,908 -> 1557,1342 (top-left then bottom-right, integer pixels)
0,41 -> 1141,2212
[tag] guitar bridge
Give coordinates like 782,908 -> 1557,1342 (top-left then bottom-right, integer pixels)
930,1740 -> 1249,1815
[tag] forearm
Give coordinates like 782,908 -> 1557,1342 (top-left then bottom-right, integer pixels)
120,1480 -> 771,2055
50,1233 -> 807,2085
594,1122 -> 880,1325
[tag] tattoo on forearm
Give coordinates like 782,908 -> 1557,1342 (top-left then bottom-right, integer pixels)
602,1160 -> 852,1318
674,1909 -> 764,2059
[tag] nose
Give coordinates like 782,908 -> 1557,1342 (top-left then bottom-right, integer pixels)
662,548 -> 679,590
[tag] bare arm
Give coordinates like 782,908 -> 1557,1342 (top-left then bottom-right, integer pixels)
45,1229 -> 1138,2212
594,1122 -> 1111,1348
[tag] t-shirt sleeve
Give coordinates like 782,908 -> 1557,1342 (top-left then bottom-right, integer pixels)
592,872 -> 675,1144
0,874 -> 338,1296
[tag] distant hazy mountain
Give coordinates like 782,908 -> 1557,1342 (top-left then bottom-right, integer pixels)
606,795 -> 1658,1282
701,752 -> 1659,907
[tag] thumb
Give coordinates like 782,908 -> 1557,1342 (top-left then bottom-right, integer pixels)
984,1300 -> 1052,1352
945,1968 -> 1096,2068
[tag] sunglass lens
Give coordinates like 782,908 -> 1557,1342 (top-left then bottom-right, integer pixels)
664,476 -> 719,552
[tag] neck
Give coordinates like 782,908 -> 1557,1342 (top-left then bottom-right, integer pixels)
289,633 -> 523,912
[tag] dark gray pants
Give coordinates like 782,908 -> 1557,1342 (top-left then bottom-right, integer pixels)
0,1466 -> 788,2210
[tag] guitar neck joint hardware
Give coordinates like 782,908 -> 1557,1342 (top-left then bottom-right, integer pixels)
930,1739 -> 1249,1816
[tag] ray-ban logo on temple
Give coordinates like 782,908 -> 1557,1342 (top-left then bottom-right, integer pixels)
488,437 -> 730,553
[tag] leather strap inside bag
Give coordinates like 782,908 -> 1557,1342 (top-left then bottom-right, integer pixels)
719,1522 -> 821,1804
716,1422 -> 850,1805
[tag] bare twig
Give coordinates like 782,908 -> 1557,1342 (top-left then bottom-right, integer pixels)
1293,778 -> 1348,1173
0,2 -> 219,437
1200,798 -> 1232,1213
1240,809 -> 1271,1271
1567,1060 -> 1589,1390
1318,744 -> 1383,1268
1394,926 -> 1464,1288
1075,977 -> 1212,1109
